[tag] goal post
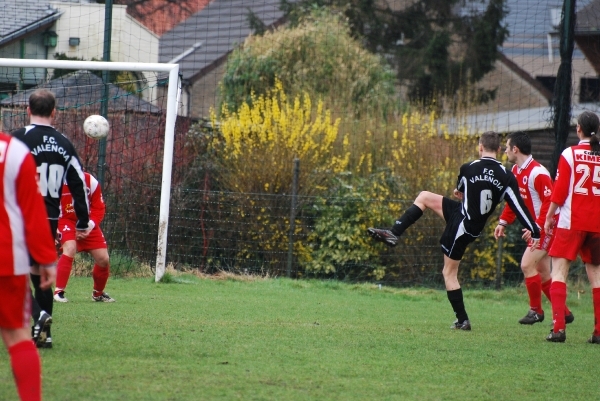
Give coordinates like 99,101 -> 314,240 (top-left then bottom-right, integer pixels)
0,58 -> 180,282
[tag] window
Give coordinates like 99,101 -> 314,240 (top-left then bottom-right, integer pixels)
536,76 -> 557,94
580,78 -> 600,103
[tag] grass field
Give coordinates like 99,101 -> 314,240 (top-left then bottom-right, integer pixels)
0,274 -> 597,400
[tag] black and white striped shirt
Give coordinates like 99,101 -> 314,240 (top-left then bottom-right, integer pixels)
456,157 -> 539,239
12,124 -> 89,230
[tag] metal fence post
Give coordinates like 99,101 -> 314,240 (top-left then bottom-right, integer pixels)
98,0 -> 113,186
495,236 -> 503,290
287,158 -> 299,278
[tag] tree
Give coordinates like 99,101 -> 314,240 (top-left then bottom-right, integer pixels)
220,11 -> 397,117
281,0 -> 509,105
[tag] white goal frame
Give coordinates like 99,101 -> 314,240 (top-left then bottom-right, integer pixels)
0,58 -> 180,282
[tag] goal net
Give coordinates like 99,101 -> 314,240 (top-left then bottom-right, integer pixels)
0,58 -> 182,281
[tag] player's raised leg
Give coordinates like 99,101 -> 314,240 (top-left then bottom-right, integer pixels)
367,191 -> 442,247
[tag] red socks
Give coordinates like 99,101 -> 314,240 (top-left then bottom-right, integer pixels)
9,340 -> 41,401
541,279 -> 552,301
542,279 -> 572,315
55,254 -> 74,292
57,259 -> 111,297
550,281 -> 567,332
525,275 -> 543,313
92,264 -> 110,294
593,288 -> 600,336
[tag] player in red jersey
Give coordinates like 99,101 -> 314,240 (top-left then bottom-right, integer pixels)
544,111 -> 600,343
54,172 -> 115,303
494,131 -> 573,325
0,132 -> 57,401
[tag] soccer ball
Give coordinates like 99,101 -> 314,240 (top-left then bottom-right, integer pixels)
83,115 -> 109,140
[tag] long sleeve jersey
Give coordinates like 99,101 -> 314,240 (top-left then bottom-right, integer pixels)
456,156 -> 540,239
498,156 -> 553,228
0,133 -> 57,276
60,172 -> 105,226
551,140 -> 600,232
11,124 -> 89,230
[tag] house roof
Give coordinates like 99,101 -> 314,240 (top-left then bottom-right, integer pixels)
0,71 -> 161,113
459,0 -> 593,59
159,0 -> 294,83
443,103 -> 600,136
119,0 -> 212,36
0,0 -> 62,47
575,0 -> 600,33
574,0 -> 600,74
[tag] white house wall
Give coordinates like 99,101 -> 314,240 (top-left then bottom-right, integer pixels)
50,2 -> 160,103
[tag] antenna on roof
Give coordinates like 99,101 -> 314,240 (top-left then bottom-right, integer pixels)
168,42 -> 203,64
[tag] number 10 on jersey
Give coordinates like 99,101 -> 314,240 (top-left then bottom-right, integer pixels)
37,162 -> 65,198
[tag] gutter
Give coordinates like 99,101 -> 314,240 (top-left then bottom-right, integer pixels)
573,29 -> 600,35
167,41 -> 203,64
0,11 -> 63,47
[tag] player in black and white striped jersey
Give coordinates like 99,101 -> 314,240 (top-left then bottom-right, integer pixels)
11,89 -> 90,348
368,131 -> 540,330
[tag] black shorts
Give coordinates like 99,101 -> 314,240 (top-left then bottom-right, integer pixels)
440,198 -> 478,261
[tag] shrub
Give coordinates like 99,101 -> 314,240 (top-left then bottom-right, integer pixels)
298,172 -> 404,280
220,10 -> 397,118
196,82 -> 349,273
179,77 -> 513,285
467,216 -> 522,285
210,80 -> 348,195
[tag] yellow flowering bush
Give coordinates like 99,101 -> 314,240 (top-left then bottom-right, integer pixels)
211,80 -> 348,195
180,77 -> 520,282
467,214 -> 523,283
161,2 -> 526,283
208,81 -> 350,270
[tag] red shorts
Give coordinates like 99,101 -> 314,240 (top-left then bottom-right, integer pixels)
530,216 -> 557,251
549,227 -> 600,264
58,220 -> 107,252
0,275 -> 31,330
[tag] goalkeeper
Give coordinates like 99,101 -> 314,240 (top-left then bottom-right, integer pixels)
54,171 -> 115,303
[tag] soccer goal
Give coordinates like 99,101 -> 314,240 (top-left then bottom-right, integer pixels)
0,58 -> 181,282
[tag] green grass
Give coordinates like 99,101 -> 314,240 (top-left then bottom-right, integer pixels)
0,276 -> 597,400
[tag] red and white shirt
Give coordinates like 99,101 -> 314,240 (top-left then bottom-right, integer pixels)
0,133 -> 57,276
59,172 -> 105,226
499,155 -> 553,228
552,140 -> 600,232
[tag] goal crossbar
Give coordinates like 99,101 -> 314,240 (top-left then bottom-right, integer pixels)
0,58 -> 180,282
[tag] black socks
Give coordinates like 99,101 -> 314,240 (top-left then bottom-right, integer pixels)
391,204 -> 423,236
30,288 -> 41,322
30,273 -> 53,336
447,288 -> 469,323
